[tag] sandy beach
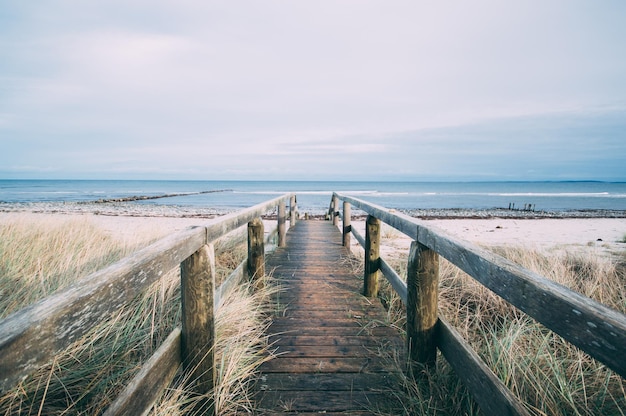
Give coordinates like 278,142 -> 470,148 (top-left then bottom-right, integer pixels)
1,208 -> 624,259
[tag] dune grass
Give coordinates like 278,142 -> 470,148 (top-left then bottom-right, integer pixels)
370,243 -> 626,415
0,214 -> 274,415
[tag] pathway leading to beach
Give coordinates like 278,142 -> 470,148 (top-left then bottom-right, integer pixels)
255,221 -> 404,414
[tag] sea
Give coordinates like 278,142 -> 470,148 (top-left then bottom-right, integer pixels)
0,180 -> 625,214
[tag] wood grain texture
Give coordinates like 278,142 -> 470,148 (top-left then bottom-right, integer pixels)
181,244 -> 216,398
247,217 -> 265,283
407,241 -> 439,372
364,215 -> 381,298
342,200 -> 351,248
278,200 -> 286,248
256,221 -> 404,414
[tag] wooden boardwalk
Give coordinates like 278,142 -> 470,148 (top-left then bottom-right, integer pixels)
255,221 -> 404,415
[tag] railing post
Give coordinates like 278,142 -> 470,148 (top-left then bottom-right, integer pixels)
248,217 -> 265,285
181,243 -> 216,413
290,195 -> 297,228
278,200 -> 286,248
332,194 -> 339,226
342,201 -> 351,247
364,215 -> 381,298
407,241 -> 439,376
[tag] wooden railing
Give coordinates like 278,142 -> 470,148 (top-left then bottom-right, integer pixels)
329,192 -> 626,416
0,194 -> 297,415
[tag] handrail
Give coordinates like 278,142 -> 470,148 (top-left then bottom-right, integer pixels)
332,192 -> 626,415
0,193 -> 296,415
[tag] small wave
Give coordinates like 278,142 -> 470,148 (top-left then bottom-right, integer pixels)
495,192 -> 614,197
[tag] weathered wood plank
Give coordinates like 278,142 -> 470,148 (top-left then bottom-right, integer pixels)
266,325 -> 399,337
261,357 -> 390,373
437,317 -> 530,416
380,257 -> 408,303
269,345 -> 379,358
267,335 -> 403,348
256,390 -> 391,413
259,372 -> 396,391
103,328 -> 182,416
0,225 -> 205,392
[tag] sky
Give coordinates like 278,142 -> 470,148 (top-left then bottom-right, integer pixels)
1,1 -> 625,182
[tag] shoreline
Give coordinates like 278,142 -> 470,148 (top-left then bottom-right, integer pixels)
1,201 -> 625,219
0,203 -> 624,259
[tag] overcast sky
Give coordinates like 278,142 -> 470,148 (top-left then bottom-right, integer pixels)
1,1 -> 625,181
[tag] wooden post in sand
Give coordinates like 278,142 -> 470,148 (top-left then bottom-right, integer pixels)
332,194 -> 339,226
278,200 -> 286,248
248,218 -> 265,284
181,244 -> 216,410
342,201 -> 351,247
364,215 -> 381,298
406,241 -> 439,376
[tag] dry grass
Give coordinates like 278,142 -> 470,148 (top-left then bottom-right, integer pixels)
371,243 -> 626,416
0,214 -> 274,415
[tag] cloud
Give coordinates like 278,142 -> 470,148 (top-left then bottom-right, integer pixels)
0,1 -> 625,180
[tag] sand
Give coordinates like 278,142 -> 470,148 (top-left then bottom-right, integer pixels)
348,217 -> 626,259
1,211 -> 624,258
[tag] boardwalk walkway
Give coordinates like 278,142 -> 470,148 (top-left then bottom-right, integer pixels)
255,221 -> 404,415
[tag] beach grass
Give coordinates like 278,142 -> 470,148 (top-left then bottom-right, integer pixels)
371,244 -> 626,415
0,214 -> 273,415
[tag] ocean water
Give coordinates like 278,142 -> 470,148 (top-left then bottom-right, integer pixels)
0,180 -> 625,213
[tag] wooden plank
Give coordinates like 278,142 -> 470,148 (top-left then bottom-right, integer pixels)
267,318 -> 371,327
214,260 -> 245,308
278,306 -> 384,319
103,328 -> 181,416
0,225 -> 205,392
270,345 -> 379,358
266,325 -> 400,337
268,335 -> 404,348
437,317 -> 530,416
380,257 -> 407,304
261,357 -> 390,373
257,390 -> 391,413
259,372 -> 396,391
